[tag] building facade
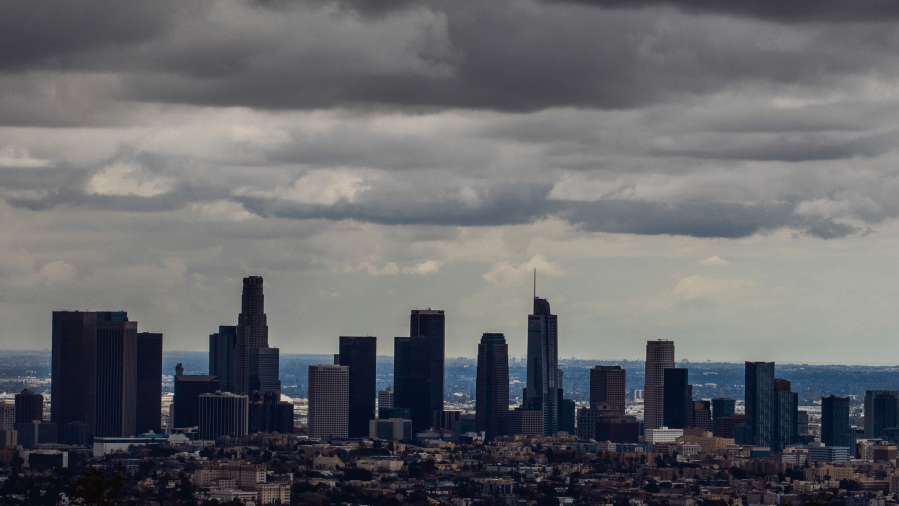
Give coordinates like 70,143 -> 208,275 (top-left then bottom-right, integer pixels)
590,365 -> 626,413
173,372 -> 220,430
745,361 -> 775,448
136,332 -> 163,434
394,309 -> 445,434
476,333 -> 509,442
774,378 -> 798,452
308,364 -> 349,440
822,394 -> 853,448
524,297 -> 560,436
662,368 -> 690,430
14,389 -> 43,425
337,336 -> 377,438
644,340 -> 675,433
378,388 -> 394,419
198,392 -> 249,440
94,318 -> 138,438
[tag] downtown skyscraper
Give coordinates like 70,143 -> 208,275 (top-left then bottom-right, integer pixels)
210,276 -> 281,397
51,311 -> 162,440
643,340 -> 675,433
745,361 -> 775,448
394,309 -> 445,434
524,296 -> 560,436
476,333 -> 509,442
337,336 -> 377,438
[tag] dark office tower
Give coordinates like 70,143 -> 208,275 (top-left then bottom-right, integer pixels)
135,332 -> 163,434
209,326 -> 236,392
198,392 -> 248,440
559,398 -> 576,435
644,340 -> 675,433
248,391 -> 294,434
14,389 -> 43,425
865,390 -> 899,439
52,311 -> 102,437
524,297 -> 560,436
822,395 -> 853,447
233,276 -> 280,396
394,309 -> 445,434
378,388 -> 394,419
476,333 -> 509,442
662,368 -> 689,429
744,362 -> 775,448
872,393 -> 899,439
338,336 -> 377,438
712,398 -> 736,419
774,379 -> 798,452
797,410 -> 809,436
173,371 -> 220,430
590,365 -> 626,413
692,400 -> 712,432
94,318 -> 138,437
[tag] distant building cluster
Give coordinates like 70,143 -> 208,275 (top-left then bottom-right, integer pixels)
6,274 -> 899,504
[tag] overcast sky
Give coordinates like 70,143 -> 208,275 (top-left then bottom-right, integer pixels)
3,0 -> 899,364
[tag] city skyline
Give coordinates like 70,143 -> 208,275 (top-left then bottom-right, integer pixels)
6,3 -> 899,365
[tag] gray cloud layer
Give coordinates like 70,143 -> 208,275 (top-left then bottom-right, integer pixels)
2,0 -> 899,240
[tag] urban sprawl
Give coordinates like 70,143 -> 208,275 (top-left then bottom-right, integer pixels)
1,276 -> 898,506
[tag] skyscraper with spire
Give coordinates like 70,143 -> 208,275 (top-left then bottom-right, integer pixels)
524,275 -> 560,436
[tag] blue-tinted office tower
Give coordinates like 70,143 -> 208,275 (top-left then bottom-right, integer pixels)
745,362 -> 775,448
663,368 -> 690,429
524,297 -> 560,436
338,336 -> 377,438
822,395 -> 853,447
394,309 -> 445,434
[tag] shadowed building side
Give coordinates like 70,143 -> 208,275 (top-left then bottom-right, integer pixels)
136,332 -> 163,435
337,336 -> 377,438
476,333 -> 509,442
644,340 -> 674,434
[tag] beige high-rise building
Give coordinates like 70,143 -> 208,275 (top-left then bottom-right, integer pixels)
308,365 -> 349,440
644,340 -> 675,433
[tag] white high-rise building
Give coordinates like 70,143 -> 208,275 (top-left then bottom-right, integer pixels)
308,365 -> 348,440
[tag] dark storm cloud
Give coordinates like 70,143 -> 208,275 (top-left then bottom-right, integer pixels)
3,0 -> 899,115
235,184 -> 858,239
546,0 -> 899,23
0,0 -> 182,71
650,131 -> 895,162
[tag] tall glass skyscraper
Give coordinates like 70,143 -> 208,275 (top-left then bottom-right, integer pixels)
476,333 -> 509,442
338,336 -> 377,438
774,378 -> 798,452
745,361 -> 775,448
394,309 -> 445,434
524,297 -> 559,436
822,394 -> 853,447
662,367 -> 689,429
644,340 -> 675,433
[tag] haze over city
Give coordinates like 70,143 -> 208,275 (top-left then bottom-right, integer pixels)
3,1 -> 899,363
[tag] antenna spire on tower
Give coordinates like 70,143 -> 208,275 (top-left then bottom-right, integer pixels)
533,268 -> 536,299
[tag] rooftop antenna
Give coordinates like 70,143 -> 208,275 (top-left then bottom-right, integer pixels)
533,268 -> 537,299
